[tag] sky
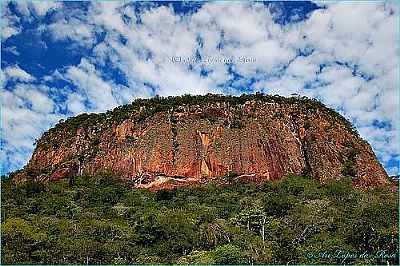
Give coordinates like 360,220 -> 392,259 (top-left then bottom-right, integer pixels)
1,1 -> 399,176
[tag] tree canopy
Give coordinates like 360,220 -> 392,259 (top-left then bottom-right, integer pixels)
1,173 -> 398,264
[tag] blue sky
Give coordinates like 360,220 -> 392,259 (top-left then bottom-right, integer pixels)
1,1 -> 399,176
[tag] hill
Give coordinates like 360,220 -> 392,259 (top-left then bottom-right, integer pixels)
13,93 -> 389,189
12,94 -> 388,190
2,94 -> 398,265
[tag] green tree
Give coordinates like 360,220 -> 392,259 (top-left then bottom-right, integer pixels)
212,244 -> 243,264
2,218 -> 46,264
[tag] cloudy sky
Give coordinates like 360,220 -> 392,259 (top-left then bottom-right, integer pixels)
1,1 -> 399,176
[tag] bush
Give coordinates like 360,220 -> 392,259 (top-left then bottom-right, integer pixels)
212,244 -> 243,264
230,119 -> 245,129
304,120 -> 312,129
155,189 -> 176,201
341,160 -> 356,177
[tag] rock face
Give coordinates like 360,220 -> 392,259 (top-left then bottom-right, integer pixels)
18,94 -> 389,190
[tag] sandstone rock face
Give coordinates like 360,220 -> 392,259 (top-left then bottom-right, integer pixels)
49,168 -> 72,181
19,95 -> 389,190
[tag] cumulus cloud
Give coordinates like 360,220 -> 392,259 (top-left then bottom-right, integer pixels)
1,84 -> 61,174
2,0 -> 63,41
3,66 -> 35,82
66,93 -> 86,115
64,58 -> 118,112
30,1 -> 62,16
47,17 -> 95,47
1,1 -> 399,175
2,2 -> 21,40
13,85 -> 54,113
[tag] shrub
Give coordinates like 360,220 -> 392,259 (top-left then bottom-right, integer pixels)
230,119 -> 244,129
155,189 -> 176,201
212,244 -> 243,264
341,160 -> 356,177
304,120 -> 312,129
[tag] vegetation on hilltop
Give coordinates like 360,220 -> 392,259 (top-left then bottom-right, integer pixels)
43,93 -> 359,141
1,174 -> 397,264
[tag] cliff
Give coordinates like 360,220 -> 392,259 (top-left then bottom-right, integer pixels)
16,94 -> 389,190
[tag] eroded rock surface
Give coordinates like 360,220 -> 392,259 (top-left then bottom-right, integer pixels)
17,95 -> 389,190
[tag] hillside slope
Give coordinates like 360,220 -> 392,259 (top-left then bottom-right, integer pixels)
16,94 -> 389,189
1,174 -> 398,264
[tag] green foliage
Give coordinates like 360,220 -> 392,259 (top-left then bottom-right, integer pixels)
214,139 -> 221,152
23,178 -> 46,196
199,111 -> 218,123
228,170 -> 238,178
224,170 -> 238,183
125,135 -> 136,144
213,244 -> 243,264
1,174 -> 397,264
230,118 -> 245,129
155,189 -> 176,201
90,136 -> 101,146
273,112 -> 284,119
178,250 -> 215,264
230,108 -> 245,129
303,120 -> 312,129
41,93 -> 361,151
341,160 -> 356,177
44,113 -> 107,144
341,145 -> 359,178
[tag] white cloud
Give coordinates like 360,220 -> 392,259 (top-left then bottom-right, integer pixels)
65,58 -> 118,112
2,1 -> 62,40
31,1 -> 62,16
286,55 -> 319,80
47,17 -> 95,47
1,85 -> 61,174
13,84 -> 54,114
66,93 -> 86,115
2,1 -> 399,175
2,22 -> 21,40
3,66 -> 35,82
2,2 -> 21,40
90,2 -> 128,34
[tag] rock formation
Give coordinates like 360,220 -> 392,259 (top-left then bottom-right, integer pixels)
15,94 -> 389,190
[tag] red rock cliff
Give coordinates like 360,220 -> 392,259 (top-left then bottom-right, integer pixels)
18,94 -> 389,190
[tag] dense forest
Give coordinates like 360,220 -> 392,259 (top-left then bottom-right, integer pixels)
1,174 -> 398,265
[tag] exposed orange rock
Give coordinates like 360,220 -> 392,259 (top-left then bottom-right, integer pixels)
49,168 -> 71,181
18,95 -> 390,190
